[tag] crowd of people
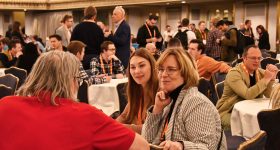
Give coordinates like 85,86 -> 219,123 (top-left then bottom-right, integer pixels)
0,4 -> 280,150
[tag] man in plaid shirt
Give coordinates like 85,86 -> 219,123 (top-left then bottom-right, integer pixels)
205,18 -> 223,60
90,41 -> 124,79
67,41 -> 110,85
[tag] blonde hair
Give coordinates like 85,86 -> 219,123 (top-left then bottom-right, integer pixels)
156,47 -> 199,88
17,51 -> 80,105
270,84 -> 280,109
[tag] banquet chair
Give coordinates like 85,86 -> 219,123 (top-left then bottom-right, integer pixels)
231,58 -> 243,67
211,72 -> 227,86
225,130 -> 246,150
0,74 -> 19,94
77,80 -> 89,104
237,130 -> 267,150
215,81 -> 224,100
4,67 -> 27,89
257,108 -> 280,150
117,82 -> 127,114
260,57 -> 279,69
0,84 -> 13,99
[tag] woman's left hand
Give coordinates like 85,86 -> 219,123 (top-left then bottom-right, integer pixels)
159,140 -> 183,150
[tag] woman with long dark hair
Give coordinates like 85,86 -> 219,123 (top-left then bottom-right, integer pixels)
256,25 -> 270,50
116,48 -> 158,134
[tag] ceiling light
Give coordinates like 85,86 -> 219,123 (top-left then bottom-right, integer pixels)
181,1 -> 186,3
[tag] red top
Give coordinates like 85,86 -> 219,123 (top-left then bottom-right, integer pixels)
0,94 -> 135,150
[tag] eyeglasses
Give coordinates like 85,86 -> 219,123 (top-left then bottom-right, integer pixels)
246,56 -> 263,61
108,48 -> 116,51
157,67 -> 179,76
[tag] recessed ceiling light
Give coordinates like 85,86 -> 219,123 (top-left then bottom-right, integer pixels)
181,1 -> 186,3
166,2 -> 170,5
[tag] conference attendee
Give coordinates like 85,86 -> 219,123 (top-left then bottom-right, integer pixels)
71,6 -> 104,70
216,45 -> 277,130
90,41 -> 124,79
48,34 -> 67,51
240,20 -> 255,47
137,14 -> 163,50
105,6 -> 131,69
11,21 -> 25,46
0,38 -> 10,52
142,47 -> 226,149
0,39 -> 22,68
117,48 -> 158,134
205,18 -> 223,60
0,51 -> 149,150
162,25 -> 174,48
145,43 -> 159,60
195,21 -> 209,45
216,20 -> 238,62
167,38 -> 183,48
67,41 -> 110,85
173,18 -> 196,50
55,14 -> 74,47
188,39 -> 230,80
256,25 -> 270,50
17,42 -> 40,73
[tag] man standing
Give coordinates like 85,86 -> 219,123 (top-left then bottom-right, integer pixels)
71,6 -> 104,70
205,18 -> 223,60
0,39 -> 22,68
188,39 -> 230,80
162,25 -> 174,48
240,19 -> 255,46
216,45 -> 278,130
105,6 -> 131,69
195,21 -> 209,45
137,14 -> 163,50
55,14 -> 73,47
216,20 -> 238,62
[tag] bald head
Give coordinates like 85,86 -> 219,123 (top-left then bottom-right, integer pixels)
146,43 -> 156,55
112,6 -> 125,23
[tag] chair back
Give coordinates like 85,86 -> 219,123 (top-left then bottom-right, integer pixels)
198,78 -> 211,97
211,72 -> 227,86
117,83 -> 128,114
4,67 -> 27,89
257,108 -> 280,150
260,57 -> 279,69
77,80 -> 89,104
231,58 -> 243,67
215,81 -> 224,100
0,74 -> 19,94
238,130 -> 267,150
0,84 -> 13,99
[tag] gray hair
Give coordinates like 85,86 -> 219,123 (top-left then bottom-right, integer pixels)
114,6 -> 125,17
17,51 -> 80,105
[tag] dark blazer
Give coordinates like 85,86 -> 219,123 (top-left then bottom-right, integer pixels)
107,20 -> 131,69
258,31 -> 270,50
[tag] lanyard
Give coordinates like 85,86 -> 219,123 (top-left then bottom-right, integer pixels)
145,23 -> 156,38
241,63 -> 259,82
100,55 -> 113,75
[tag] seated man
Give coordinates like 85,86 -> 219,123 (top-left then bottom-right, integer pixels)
187,39 -> 230,80
0,39 -> 22,68
90,41 -> 124,79
0,51 -> 149,150
67,41 -> 111,85
145,43 -> 160,60
48,34 -> 67,51
216,45 -> 278,130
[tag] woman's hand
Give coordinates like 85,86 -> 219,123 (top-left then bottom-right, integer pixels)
152,91 -> 171,114
159,140 -> 183,150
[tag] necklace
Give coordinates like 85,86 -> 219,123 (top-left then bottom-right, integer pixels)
100,55 -> 113,75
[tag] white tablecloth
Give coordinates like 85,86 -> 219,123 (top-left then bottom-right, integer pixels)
88,78 -> 128,116
0,68 -> 5,77
231,98 -> 271,139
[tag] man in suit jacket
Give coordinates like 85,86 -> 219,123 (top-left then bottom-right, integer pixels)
55,14 -> 73,47
105,6 -> 131,69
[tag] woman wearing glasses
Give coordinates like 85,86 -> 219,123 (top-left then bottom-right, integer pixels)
116,48 -> 158,134
142,48 -> 226,150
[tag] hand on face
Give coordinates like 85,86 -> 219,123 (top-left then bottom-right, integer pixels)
159,140 -> 183,150
15,51 -> 23,58
108,55 -> 118,60
153,90 -> 171,114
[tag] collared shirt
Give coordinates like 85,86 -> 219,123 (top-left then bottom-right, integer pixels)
114,19 -> 124,34
90,57 -> 124,78
205,28 -> 223,60
79,63 -> 106,85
